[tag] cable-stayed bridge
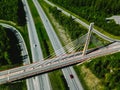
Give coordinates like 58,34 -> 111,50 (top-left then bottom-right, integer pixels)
0,41 -> 120,85
0,23 -> 120,85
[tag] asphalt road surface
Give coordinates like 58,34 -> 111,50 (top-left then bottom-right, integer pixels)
33,0 -> 84,90
0,42 -> 120,85
22,0 -> 51,90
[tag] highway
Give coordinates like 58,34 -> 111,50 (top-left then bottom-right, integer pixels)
1,0 -> 120,89
44,0 -> 120,42
0,42 -> 120,85
33,0 -> 83,90
22,0 -> 51,90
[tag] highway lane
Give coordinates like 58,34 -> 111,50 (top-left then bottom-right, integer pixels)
0,0 -> 119,87
33,0 -> 83,90
0,42 -> 120,85
22,0 -> 51,90
44,0 -> 120,42
22,0 -> 40,89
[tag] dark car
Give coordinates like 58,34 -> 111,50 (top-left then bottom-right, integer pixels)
70,74 -> 74,79
34,44 -> 37,47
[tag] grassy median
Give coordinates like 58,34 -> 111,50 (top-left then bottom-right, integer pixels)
39,0 -> 115,90
27,0 -> 54,58
28,0 -> 68,90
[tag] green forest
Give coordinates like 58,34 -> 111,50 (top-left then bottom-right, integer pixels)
0,25 -> 24,89
86,52 -> 120,90
48,0 -> 120,89
0,0 -> 26,68
0,0 -> 27,89
0,26 -> 10,65
49,6 -> 87,40
48,0 -> 120,36
0,0 -> 26,26
0,26 -> 22,69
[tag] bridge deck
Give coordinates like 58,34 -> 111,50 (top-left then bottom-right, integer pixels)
0,42 -> 120,85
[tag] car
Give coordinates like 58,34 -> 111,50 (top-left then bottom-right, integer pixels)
70,74 -> 74,79
34,44 -> 37,47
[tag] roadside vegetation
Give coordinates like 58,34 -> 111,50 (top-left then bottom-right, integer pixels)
0,0 -> 28,89
0,26 -> 10,66
0,26 -> 27,90
29,0 -> 69,89
39,1 -> 112,90
0,0 -> 31,61
49,70 -> 69,90
27,0 -> 54,58
0,27 -> 22,67
48,6 -> 87,40
43,1 -> 109,50
43,0 -> 120,90
85,52 -> 120,90
0,0 -> 30,57
74,52 -> 120,90
88,33 -> 109,49
48,0 -> 120,36
28,0 -> 69,89
0,0 -> 26,26
0,81 -> 27,90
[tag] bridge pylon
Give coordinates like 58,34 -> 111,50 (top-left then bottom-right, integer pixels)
82,23 -> 94,56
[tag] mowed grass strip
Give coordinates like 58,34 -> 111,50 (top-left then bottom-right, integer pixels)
39,1 -> 114,90
37,0 -> 69,90
28,1 -> 68,90
48,70 -> 69,90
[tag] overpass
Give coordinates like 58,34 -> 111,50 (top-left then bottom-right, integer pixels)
0,41 -> 120,85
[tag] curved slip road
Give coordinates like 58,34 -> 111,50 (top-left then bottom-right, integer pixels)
0,23 -> 35,90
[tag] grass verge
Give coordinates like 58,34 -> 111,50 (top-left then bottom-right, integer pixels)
37,0 -> 70,89
0,80 -> 27,90
42,1 -> 120,90
74,64 -> 105,90
27,0 -> 54,58
0,26 -> 27,90
45,0 -> 120,40
49,70 -> 69,90
28,0 -> 68,89
0,20 -> 32,61
39,0 -> 66,47
40,1 -> 114,90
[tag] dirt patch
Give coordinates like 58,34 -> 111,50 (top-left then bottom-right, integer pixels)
81,65 -> 104,90
49,13 -> 75,53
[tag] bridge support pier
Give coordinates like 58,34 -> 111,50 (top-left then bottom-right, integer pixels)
82,23 -> 94,56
